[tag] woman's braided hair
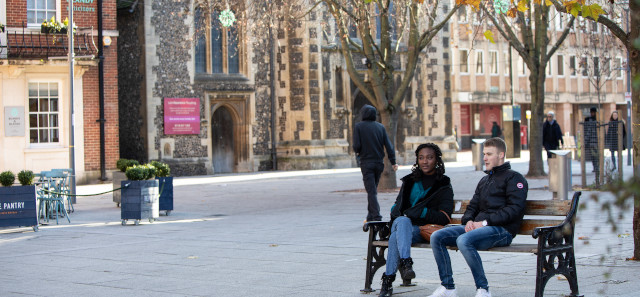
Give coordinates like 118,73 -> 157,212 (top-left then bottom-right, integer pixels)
411,143 -> 445,180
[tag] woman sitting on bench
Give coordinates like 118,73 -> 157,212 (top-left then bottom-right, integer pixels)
379,143 -> 454,297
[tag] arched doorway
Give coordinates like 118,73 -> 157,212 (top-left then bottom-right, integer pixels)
211,106 -> 234,173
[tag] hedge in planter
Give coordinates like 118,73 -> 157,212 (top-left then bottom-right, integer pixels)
0,170 -> 38,231
121,165 -> 159,225
151,161 -> 173,215
113,159 -> 140,207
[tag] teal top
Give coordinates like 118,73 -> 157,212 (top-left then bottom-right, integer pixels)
390,179 -> 433,218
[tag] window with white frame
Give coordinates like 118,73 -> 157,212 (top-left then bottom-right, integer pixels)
28,82 -> 59,144
476,51 -> 484,74
504,51 -> 510,76
581,56 -> 588,77
555,12 -> 564,31
616,57 -> 624,79
557,55 -> 564,76
593,56 -> 600,77
489,51 -> 498,75
518,56 -> 526,76
194,7 -> 241,74
569,55 -> 576,76
547,59 -> 552,76
27,0 -> 58,26
460,49 -> 469,73
457,6 -> 468,23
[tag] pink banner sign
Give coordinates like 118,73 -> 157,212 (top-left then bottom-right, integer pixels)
164,98 -> 200,135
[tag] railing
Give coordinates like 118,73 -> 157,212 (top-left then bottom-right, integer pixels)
0,28 -> 96,59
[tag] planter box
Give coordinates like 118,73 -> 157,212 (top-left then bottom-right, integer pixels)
157,177 -> 173,215
120,180 -> 159,225
40,26 -> 67,34
112,171 -> 127,206
0,186 -> 38,231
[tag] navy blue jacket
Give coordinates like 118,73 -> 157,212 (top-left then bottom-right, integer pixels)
461,162 -> 528,238
353,105 -> 396,165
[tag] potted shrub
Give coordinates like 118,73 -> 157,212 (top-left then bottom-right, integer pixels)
0,170 -> 38,231
120,164 -> 159,225
151,161 -> 173,215
113,158 -> 140,207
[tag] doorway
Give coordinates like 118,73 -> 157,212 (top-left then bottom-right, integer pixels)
211,106 -> 234,173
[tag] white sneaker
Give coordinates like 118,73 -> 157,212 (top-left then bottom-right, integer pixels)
475,288 -> 492,297
427,285 -> 457,297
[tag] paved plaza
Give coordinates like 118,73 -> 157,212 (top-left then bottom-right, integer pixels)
1,151 -> 639,296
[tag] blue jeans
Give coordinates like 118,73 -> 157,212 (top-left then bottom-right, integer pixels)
430,224 -> 513,290
361,162 -> 385,221
385,216 -> 427,276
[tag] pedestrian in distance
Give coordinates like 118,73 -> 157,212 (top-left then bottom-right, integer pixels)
605,110 -> 626,170
583,107 -> 599,173
427,137 -> 528,297
353,104 -> 398,223
378,143 -> 454,297
542,111 -> 564,159
490,122 -> 501,138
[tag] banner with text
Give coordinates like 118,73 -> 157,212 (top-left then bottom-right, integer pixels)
164,98 -> 200,135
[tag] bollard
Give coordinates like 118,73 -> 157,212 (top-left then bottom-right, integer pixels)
549,150 -> 572,200
472,139 -> 486,171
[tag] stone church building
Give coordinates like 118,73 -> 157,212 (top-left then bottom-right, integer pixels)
116,0 -> 458,176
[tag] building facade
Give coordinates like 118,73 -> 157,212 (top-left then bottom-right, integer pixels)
117,0 -> 457,176
117,1 -> 628,176
450,6 -> 628,149
0,0 -> 119,183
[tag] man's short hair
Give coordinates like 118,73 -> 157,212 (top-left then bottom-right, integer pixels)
484,137 -> 507,155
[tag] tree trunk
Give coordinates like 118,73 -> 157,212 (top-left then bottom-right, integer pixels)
630,0 -> 639,261
378,110 -> 398,190
527,68 -> 547,177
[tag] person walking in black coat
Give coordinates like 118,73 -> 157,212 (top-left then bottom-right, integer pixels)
542,111 -> 564,159
353,104 -> 398,222
605,111 -> 626,170
584,107 -> 599,173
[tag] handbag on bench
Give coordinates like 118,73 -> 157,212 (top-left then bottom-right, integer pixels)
419,210 -> 451,242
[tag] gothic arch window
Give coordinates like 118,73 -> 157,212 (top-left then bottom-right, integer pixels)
194,6 -> 243,75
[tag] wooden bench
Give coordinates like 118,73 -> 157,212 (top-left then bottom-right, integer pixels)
362,191 -> 582,297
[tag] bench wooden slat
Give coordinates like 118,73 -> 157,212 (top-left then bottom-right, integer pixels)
448,219 -> 564,235
373,241 -> 538,253
453,200 -> 570,216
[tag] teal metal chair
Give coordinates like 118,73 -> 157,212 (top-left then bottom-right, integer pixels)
36,171 -> 70,224
51,168 -> 74,213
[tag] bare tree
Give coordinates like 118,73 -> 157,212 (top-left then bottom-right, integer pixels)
482,2 -> 575,177
323,0 -> 459,188
574,17 -> 626,110
550,0 -> 640,260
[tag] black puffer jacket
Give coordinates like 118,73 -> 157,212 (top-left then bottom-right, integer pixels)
461,162 -> 528,238
390,174 -> 454,226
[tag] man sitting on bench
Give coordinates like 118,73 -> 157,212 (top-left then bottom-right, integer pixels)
427,137 -> 528,297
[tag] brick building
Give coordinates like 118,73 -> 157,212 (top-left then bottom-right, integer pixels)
450,6 -> 628,150
0,0 -> 119,183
